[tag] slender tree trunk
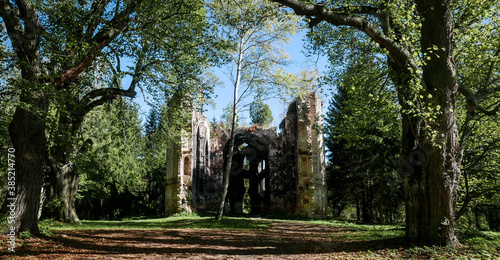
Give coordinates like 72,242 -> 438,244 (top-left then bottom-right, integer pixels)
355,191 -> 360,222
216,37 -> 244,221
454,112 -> 476,221
455,170 -> 471,221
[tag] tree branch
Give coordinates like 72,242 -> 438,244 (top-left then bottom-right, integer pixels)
459,85 -> 500,116
1,0 -> 40,75
55,0 -> 141,86
272,0 -> 418,74
77,87 -> 137,120
75,41 -> 150,121
83,0 -> 111,41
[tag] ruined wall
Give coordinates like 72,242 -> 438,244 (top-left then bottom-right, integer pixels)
288,93 -> 327,217
165,112 -> 211,215
165,93 -> 326,217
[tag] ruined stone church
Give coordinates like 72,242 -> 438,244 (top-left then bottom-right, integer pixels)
165,93 -> 326,217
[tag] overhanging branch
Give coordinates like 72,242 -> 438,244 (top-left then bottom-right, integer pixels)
272,0 -> 418,74
54,0 -> 142,86
459,85 -> 500,116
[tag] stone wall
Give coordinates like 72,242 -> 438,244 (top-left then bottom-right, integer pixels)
165,93 -> 326,217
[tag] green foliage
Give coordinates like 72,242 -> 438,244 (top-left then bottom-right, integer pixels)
457,107 -> 500,230
249,98 -> 273,127
2,0 -> 222,229
169,211 -> 200,218
208,0 -> 301,111
19,231 -> 32,239
44,199 -> 63,215
274,68 -> 322,104
451,1 -> 500,230
242,179 -> 251,214
324,53 -> 403,223
220,102 -> 239,128
76,99 -> 147,219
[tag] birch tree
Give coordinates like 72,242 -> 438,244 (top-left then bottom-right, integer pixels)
208,0 -> 300,220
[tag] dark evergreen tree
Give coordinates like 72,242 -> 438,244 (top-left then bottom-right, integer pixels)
324,56 -> 403,223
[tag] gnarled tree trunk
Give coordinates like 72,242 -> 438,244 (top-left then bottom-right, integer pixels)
9,102 -> 48,235
45,159 -> 80,223
43,119 -> 92,223
402,0 -> 461,247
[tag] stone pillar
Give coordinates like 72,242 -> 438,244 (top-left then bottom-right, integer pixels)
192,113 -> 211,212
311,94 -> 327,217
295,93 -> 327,218
165,142 -> 180,216
296,95 -> 314,217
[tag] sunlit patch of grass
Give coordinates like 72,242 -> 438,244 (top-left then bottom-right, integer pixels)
458,228 -> 500,257
275,218 -> 405,241
40,216 -> 272,231
333,228 -> 404,241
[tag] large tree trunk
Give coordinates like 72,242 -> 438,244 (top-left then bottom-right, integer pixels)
43,129 -> 91,223
2,0 -> 46,235
9,104 -> 48,235
45,159 -> 80,223
271,0 -> 462,248
402,0 -> 461,247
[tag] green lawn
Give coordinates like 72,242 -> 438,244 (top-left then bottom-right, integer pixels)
34,215 -> 500,259
41,215 -> 271,231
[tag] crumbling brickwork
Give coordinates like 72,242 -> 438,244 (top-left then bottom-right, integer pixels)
165,93 -> 326,217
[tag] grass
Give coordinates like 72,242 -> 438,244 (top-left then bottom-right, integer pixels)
40,215 -> 272,231
32,216 -> 500,259
273,218 -> 406,241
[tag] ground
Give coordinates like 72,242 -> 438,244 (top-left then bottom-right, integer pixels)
2,216 -> 499,259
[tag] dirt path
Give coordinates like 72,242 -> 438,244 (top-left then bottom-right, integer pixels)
3,221 -> 405,259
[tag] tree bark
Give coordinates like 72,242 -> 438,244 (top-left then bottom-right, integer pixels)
45,158 -> 80,223
401,0 -> 461,247
2,0 -> 47,234
9,102 -> 48,235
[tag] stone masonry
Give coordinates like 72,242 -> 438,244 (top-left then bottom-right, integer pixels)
165,93 -> 326,217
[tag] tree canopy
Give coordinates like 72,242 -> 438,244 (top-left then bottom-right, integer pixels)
0,0 -> 219,233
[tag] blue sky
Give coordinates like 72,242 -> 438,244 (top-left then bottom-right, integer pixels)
133,29 -> 329,128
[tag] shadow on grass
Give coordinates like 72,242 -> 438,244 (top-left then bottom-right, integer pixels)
7,218 -> 409,258
48,217 -> 272,230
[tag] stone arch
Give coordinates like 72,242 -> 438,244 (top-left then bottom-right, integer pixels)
222,130 -> 272,214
